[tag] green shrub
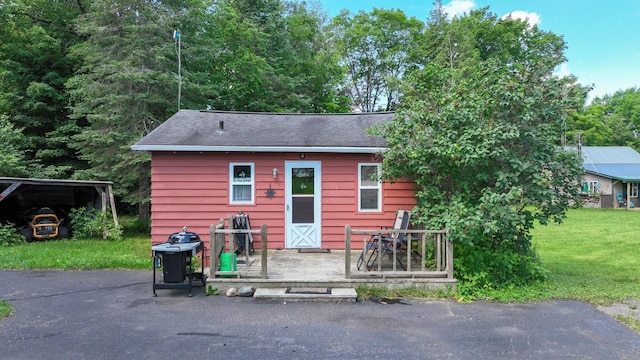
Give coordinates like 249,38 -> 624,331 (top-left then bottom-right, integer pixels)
69,207 -> 123,241
123,217 -> 150,235
454,242 -> 548,301
0,223 -> 26,247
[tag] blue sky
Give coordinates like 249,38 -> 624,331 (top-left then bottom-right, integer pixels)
319,0 -> 640,102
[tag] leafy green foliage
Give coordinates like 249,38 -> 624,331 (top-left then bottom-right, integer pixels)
204,0 -> 347,112
568,87 -> 640,149
330,8 -> 424,112
69,207 -> 123,241
0,115 -> 27,176
0,222 -> 26,247
377,11 -> 587,295
0,0 -> 85,178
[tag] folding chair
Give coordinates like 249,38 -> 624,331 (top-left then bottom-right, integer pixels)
357,210 -> 411,271
233,212 -> 254,256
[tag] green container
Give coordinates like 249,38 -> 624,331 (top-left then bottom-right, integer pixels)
220,252 -> 237,271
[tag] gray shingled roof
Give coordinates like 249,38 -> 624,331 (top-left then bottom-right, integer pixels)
580,146 -> 640,181
132,110 -> 394,153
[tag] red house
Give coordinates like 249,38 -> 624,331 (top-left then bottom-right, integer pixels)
132,110 -> 416,250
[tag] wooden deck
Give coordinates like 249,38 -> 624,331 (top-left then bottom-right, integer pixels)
205,223 -> 457,291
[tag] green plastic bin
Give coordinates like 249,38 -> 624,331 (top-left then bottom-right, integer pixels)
220,252 -> 237,271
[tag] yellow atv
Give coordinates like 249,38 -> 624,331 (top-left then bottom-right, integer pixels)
22,207 -> 69,242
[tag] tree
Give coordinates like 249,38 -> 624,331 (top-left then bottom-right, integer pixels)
376,12 -> 587,296
0,115 -> 27,176
203,0 -> 347,112
567,88 -> 640,149
330,8 -> 424,112
67,0 -> 202,219
0,0 -> 86,178
566,104 -> 612,146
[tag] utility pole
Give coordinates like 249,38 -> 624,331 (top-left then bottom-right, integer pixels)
173,30 -> 181,112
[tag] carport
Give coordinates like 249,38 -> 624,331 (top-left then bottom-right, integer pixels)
0,177 -> 118,227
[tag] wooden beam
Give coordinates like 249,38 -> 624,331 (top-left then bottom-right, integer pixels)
0,181 -> 23,202
107,185 -> 119,227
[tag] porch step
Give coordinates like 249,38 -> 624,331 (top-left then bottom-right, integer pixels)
253,287 -> 357,302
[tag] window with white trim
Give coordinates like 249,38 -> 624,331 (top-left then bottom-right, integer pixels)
230,163 -> 254,204
581,180 -> 600,194
631,183 -> 638,198
359,163 -> 381,211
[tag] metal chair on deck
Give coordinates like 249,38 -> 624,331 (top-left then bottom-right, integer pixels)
357,210 -> 412,271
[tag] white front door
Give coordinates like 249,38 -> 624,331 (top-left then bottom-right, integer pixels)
285,161 -> 321,248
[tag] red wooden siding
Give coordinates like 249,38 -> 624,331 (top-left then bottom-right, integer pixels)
149,152 -> 416,250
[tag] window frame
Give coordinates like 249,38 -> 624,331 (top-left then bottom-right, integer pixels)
631,183 -> 638,198
581,180 -> 600,194
229,162 -> 255,205
358,163 -> 382,212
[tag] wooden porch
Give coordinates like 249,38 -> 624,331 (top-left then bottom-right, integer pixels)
205,218 -> 457,291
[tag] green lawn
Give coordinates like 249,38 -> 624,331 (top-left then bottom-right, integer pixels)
0,235 -> 150,270
529,208 -> 640,304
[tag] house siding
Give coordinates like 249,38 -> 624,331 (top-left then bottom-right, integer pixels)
149,151 -> 416,250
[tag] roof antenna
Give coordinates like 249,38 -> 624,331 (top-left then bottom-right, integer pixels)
173,29 -> 181,112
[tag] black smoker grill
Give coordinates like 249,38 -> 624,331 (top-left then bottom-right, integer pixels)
152,228 -> 207,297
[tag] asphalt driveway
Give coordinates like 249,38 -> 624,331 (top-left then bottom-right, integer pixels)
1,270 -> 639,359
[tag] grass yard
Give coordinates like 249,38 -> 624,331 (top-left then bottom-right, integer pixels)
530,208 -> 640,303
0,235 -> 150,270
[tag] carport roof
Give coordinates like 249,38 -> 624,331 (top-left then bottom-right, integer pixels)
0,177 -> 113,187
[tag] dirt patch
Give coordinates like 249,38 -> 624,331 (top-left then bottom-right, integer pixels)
597,299 -> 640,329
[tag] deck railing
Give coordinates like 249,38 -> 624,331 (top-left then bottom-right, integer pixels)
345,226 -> 453,280
209,217 -> 267,279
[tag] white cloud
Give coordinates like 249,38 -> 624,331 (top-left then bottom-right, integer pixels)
443,0 -> 475,19
555,63 -> 571,78
501,10 -> 542,27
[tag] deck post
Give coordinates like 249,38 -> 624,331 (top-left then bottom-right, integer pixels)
228,215 -> 235,253
210,219 -> 224,279
446,233 -> 454,279
345,225 -> 351,279
261,225 -> 268,279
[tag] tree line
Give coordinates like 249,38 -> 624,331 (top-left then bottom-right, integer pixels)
3,0 -> 638,294
0,0 -> 637,218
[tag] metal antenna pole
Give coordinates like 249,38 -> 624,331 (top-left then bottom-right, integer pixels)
174,30 -> 182,111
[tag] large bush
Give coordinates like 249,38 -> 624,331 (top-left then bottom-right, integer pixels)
377,11 -> 586,297
0,223 -> 26,247
69,207 -> 122,241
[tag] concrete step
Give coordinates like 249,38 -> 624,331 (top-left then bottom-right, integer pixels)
253,287 -> 357,302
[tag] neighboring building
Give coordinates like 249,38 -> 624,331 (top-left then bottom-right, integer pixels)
132,110 -> 416,249
579,146 -> 640,208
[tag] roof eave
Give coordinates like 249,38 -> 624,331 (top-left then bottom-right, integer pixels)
131,145 -> 387,154
585,170 -> 640,182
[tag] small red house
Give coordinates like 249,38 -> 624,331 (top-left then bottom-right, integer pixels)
132,110 -> 416,250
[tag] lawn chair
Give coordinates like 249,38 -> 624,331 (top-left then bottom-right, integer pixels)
357,210 -> 412,271
233,211 -> 254,256
617,192 -> 634,208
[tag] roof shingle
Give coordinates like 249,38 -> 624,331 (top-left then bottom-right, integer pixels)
133,110 -> 394,152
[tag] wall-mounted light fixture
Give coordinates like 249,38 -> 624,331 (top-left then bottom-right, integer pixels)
300,153 -> 306,159
272,167 -> 278,179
